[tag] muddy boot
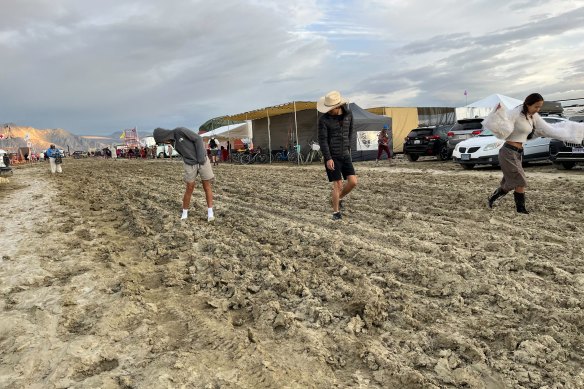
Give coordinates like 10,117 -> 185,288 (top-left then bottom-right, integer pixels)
487,187 -> 507,209
514,192 -> 529,214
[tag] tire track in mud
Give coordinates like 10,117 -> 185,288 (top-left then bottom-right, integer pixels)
9,159 -> 582,388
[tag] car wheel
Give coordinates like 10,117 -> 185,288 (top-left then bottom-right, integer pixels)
438,147 -> 450,161
461,163 -> 475,170
406,154 -> 419,162
555,162 -> 575,170
157,152 -> 164,158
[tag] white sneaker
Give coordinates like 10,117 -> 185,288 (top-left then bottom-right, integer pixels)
207,215 -> 215,222
181,210 -> 188,220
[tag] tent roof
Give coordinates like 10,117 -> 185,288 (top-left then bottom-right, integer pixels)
348,103 -> 390,123
199,122 -> 250,140
465,94 -> 522,109
224,101 -> 316,121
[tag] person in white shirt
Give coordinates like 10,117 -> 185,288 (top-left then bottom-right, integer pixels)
484,93 -> 584,214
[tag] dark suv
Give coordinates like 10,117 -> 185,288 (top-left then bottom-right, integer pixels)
549,138 -> 584,170
403,125 -> 451,161
446,118 -> 484,157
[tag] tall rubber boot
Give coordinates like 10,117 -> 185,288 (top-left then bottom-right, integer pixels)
488,187 -> 507,209
514,192 -> 529,214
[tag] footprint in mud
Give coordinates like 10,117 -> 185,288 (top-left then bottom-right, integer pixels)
75,228 -> 92,240
73,358 -> 119,380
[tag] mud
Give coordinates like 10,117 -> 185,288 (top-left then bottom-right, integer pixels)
1,158 -> 583,388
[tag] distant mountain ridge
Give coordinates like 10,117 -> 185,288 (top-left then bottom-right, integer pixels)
0,124 -> 117,151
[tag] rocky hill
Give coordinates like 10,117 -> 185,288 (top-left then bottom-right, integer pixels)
0,124 -> 116,152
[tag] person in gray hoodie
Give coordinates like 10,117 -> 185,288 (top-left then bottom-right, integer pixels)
153,127 -> 215,222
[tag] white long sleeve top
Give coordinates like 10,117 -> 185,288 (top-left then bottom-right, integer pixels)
483,106 -> 584,144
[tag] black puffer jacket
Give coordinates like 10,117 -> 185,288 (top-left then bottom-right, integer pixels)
318,106 -> 354,160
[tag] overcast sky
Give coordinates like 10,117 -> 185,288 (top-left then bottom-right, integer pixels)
1,0 -> 584,135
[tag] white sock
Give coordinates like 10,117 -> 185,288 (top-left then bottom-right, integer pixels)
207,208 -> 214,218
181,209 -> 188,220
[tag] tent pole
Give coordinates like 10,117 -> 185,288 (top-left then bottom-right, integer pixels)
293,101 -> 300,165
267,109 -> 272,163
228,119 -> 231,163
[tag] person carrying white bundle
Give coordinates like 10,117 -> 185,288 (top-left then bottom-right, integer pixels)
483,93 -> 584,214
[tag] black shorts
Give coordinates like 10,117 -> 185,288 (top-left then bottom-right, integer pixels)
325,154 -> 355,182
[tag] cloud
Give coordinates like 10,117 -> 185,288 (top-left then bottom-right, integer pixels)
0,1 -> 583,135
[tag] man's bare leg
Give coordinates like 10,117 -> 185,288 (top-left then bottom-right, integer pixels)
202,180 -> 215,221
181,182 -> 195,219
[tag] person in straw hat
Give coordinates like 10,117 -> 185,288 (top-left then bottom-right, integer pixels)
317,90 -> 357,220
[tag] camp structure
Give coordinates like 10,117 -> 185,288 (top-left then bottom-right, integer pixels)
455,94 -> 523,120
199,122 -> 252,141
223,101 -> 391,162
366,107 -> 455,153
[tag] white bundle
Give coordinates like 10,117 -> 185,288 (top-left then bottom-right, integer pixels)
482,105 -> 516,140
543,120 -> 584,145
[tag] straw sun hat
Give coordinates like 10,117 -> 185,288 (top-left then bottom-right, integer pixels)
317,90 -> 348,113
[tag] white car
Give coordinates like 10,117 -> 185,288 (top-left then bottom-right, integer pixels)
156,144 -> 180,158
452,116 -> 568,169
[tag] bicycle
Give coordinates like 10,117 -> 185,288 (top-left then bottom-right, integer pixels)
240,149 -> 268,164
288,144 -> 302,164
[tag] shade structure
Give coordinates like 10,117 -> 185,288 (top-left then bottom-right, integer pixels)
199,122 -> 251,141
224,101 -> 317,121
249,103 -> 391,162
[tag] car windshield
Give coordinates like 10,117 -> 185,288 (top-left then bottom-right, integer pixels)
479,129 -> 494,136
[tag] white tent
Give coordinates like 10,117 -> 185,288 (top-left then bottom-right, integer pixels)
200,122 -> 252,141
456,94 -> 523,120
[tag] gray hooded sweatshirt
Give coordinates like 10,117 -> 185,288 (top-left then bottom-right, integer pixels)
153,127 -> 207,166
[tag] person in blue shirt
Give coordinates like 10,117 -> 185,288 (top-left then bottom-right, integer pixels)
45,144 -> 63,174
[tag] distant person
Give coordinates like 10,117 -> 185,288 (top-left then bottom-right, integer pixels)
45,144 -> 63,174
376,125 -> 392,163
317,90 -> 357,220
153,127 -> 215,222
209,137 -> 219,166
485,93 -> 584,214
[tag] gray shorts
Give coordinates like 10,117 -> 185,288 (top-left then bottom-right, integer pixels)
183,157 -> 214,183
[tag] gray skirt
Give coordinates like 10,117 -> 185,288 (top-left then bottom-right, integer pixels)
499,145 -> 527,191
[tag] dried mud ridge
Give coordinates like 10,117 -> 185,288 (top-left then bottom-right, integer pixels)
1,159 -> 584,388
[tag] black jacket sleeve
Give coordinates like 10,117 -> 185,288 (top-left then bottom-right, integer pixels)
318,118 -> 332,161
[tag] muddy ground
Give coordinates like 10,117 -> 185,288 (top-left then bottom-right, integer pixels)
1,157 -> 583,389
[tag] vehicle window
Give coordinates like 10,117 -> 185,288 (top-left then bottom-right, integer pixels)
407,129 -> 433,137
451,120 -> 483,131
479,129 -> 494,136
435,126 -> 452,136
543,118 -> 561,123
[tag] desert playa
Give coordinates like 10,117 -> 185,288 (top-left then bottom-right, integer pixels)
1,158 -> 583,388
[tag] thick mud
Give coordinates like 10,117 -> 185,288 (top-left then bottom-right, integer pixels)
1,158 -> 583,388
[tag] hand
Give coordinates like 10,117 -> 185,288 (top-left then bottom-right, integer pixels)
326,159 -> 335,170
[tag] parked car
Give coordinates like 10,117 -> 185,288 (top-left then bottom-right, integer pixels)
548,116 -> 584,169
403,125 -> 451,161
72,150 -> 88,159
156,144 -> 180,158
0,149 -> 13,177
446,118 -> 484,157
452,116 -> 567,169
